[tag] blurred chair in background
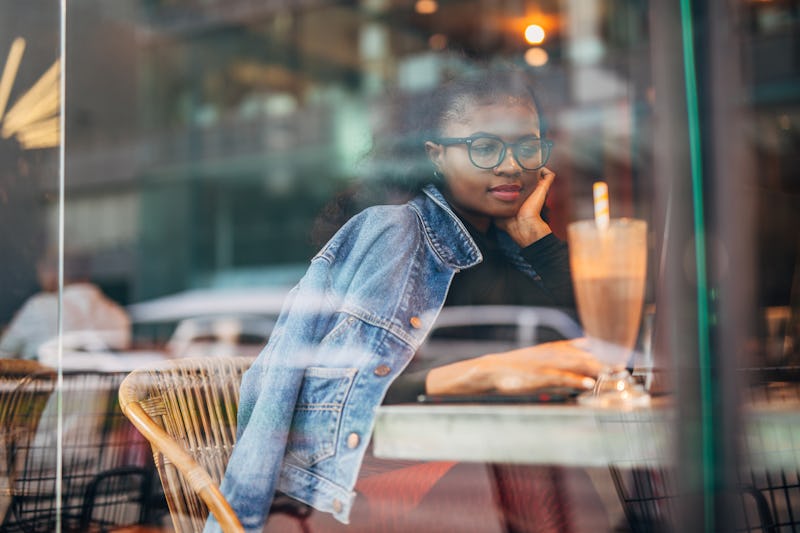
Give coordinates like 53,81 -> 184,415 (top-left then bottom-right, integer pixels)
0,360 -> 55,526
604,371 -> 800,532
2,370 -> 162,532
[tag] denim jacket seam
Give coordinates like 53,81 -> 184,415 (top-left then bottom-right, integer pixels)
279,462 -> 353,500
413,187 -> 482,269
341,302 -> 418,348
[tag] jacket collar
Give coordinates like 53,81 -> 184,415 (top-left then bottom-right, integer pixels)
409,185 -> 483,270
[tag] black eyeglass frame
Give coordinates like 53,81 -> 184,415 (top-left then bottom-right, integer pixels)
435,134 -> 554,171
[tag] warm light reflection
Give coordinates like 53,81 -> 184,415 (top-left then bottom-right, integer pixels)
489,11 -> 560,56
524,24 -> 546,45
415,0 -> 438,15
429,33 -> 447,50
16,116 -> 59,149
524,47 -> 549,67
0,44 -> 60,150
0,37 -> 26,122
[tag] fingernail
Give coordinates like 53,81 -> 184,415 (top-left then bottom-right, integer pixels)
582,377 -> 596,389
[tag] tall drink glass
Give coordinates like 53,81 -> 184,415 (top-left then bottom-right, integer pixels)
567,218 -> 649,407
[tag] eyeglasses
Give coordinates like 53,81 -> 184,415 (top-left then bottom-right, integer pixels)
436,134 -> 553,171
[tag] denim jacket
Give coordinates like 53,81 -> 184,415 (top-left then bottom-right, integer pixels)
208,185 -> 540,533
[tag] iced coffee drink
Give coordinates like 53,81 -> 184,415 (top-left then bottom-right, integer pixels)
568,218 -> 648,406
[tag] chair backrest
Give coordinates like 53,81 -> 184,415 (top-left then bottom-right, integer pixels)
119,356 -> 255,533
3,369 -> 155,532
0,360 -> 56,526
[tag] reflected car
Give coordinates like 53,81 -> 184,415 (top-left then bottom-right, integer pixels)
127,287 -> 291,358
416,305 -> 584,369
129,288 -> 584,363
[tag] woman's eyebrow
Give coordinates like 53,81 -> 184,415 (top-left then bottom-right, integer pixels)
469,131 -> 542,140
466,131 -> 501,138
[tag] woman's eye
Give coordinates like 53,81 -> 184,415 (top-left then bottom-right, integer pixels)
517,143 -> 541,158
471,141 -> 499,155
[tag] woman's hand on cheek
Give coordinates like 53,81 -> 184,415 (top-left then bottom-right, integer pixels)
495,167 -> 556,247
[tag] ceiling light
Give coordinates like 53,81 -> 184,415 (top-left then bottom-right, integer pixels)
415,0 -> 438,15
524,24 -> 546,45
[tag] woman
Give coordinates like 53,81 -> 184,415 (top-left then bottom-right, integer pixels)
208,67 -> 602,533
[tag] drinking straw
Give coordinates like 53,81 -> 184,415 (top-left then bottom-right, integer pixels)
593,181 -> 610,230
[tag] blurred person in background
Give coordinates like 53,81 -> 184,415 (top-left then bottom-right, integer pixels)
0,249 -> 131,360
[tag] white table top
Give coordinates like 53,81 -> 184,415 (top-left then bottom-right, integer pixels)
373,399 -> 800,471
38,348 -> 170,372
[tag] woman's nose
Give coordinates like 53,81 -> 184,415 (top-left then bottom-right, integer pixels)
493,148 -> 522,175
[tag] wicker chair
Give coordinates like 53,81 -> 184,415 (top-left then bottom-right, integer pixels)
118,356 -> 256,533
0,360 -> 56,526
3,369 -> 156,532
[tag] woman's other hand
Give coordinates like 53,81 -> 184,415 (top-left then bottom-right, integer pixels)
494,166 -> 555,247
425,339 -> 602,395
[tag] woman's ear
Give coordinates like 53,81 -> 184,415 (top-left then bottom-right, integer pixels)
425,141 -> 443,172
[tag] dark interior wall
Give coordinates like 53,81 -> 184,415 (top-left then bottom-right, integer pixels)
0,1 -> 60,323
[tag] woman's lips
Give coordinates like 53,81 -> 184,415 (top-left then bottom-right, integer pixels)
488,184 -> 522,202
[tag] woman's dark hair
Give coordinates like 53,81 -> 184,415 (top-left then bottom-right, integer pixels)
426,66 -> 548,143
312,64 -> 547,247
366,64 -> 547,196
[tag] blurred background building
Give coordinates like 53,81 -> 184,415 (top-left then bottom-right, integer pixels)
3,0 -> 648,310
1,0 -> 795,320
0,0 -> 795,365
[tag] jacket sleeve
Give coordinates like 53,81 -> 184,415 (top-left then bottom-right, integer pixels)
205,205 -> 426,533
204,257 -> 336,533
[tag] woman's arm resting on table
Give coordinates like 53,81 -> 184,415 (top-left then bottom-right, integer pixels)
425,339 -> 602,396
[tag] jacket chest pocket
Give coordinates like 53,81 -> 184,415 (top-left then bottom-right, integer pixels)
287,366 -> 357,467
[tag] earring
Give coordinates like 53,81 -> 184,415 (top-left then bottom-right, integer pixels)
433,170 -> 444,181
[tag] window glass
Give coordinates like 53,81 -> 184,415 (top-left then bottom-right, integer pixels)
1,2 -> 66,530
1,1 -> 798,531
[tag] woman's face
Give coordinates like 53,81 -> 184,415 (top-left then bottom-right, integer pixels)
426,102 -> 542,232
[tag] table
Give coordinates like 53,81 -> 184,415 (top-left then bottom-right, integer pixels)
373,399 -> 800,471
38,346 -> 170,372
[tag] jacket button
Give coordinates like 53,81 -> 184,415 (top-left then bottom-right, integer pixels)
347,432 -> 360,449
374,365 -> 391,377
409,316 -> 422,329
332,499 -> 343,513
